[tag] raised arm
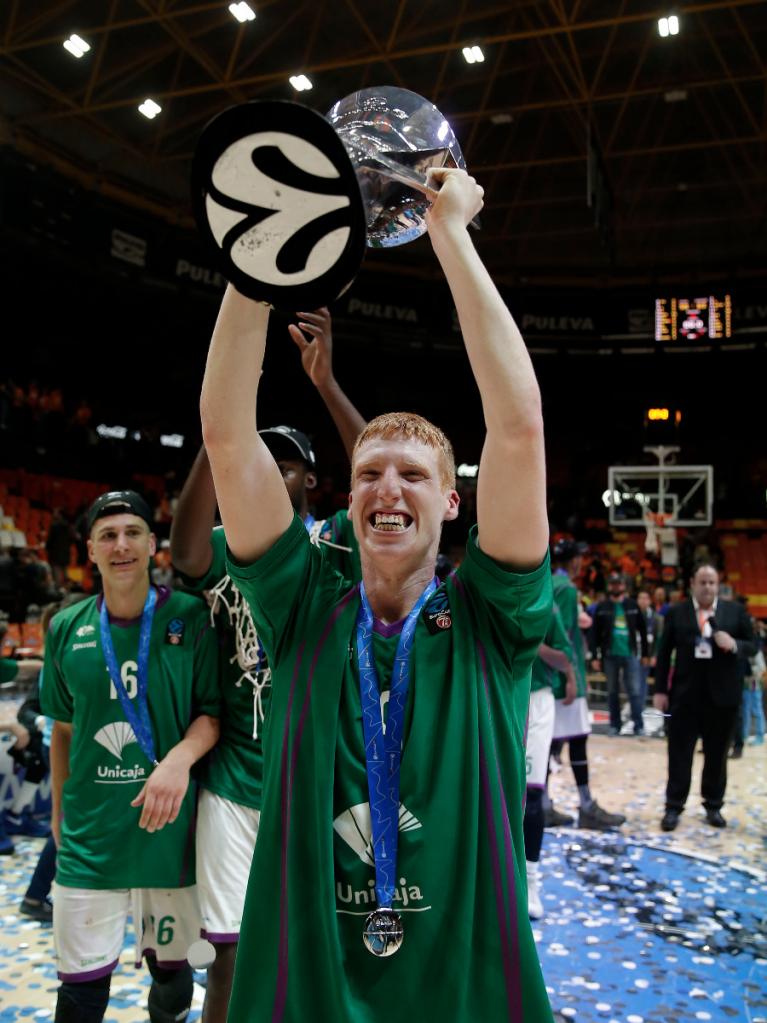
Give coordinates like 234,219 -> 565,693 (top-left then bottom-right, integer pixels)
289,307 -> 367,461
200,286 -> 293,564
426,169 -> 547,571
169,445 -> 218,579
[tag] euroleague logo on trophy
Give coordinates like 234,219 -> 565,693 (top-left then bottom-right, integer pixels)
191,101 -> 367,312
192,88 -> 472,312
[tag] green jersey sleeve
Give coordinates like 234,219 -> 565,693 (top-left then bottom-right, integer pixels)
0,658 -> 19,684
457,527 -> 552,673
40,619 -> 74,722
226,513 -> 347,665
177,526 -> 228,593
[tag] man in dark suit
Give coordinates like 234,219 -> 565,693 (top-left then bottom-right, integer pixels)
653,562 -> 756,831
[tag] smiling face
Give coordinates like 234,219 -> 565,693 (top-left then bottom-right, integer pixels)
349,435 -> 459,573
87,513 -> 156,590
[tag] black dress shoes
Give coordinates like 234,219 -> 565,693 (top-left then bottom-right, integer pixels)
705,809 -> 727,828
661,809 -> 680,832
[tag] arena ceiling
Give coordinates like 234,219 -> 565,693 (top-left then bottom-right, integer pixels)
1,0 -> 766,282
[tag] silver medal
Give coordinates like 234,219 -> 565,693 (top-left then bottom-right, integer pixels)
362,907 -> 404,957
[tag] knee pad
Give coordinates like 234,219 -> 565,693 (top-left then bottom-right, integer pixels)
146,959 -> 193,1023
56,975 -> 111,1023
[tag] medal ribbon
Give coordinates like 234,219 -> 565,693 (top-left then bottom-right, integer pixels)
100,586 -> 159,767
356,578 -> 436,909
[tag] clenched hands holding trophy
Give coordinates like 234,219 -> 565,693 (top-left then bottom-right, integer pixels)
192,86 -> 478,311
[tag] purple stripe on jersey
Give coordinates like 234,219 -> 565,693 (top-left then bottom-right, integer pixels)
373,617 -> 405,638
272,639 -> 305,1023
192,621 -> 210,651
526,782 -> 546,791
477,641 -> 524,1023
58,957 -> 119,982
201,930 -> 239,943
272,587 -> 358,1023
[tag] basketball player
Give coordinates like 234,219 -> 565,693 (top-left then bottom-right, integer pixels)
41,490 -> 220,1023
525,603 -> 576,918
545,540 -> 626,830
200,168 -> 556,1022
171,310 -> 363,1023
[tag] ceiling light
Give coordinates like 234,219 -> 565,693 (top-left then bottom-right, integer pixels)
658,15 -> 679,37
229,2 -> 256,22
490,112 -> 513,125
138,98 -> 162,119
462,45 -> 485,64
63,33 -> 90,58
289,74 -> 312,91
664,88 -> 687,102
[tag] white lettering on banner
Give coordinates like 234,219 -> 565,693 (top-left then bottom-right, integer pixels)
347,298 -> 418,323
175,259 -> 226,289
111,229 -> 147,267
521,314 -> 595,332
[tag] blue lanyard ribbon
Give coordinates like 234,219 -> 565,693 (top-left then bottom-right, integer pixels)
99,586 -> 159,767
356,578 -> 437,909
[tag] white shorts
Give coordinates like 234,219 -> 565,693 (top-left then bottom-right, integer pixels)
52,882 -> 201,981
552,695 -> 591,740
196,789 -> 260,941
525,688 -> 556,788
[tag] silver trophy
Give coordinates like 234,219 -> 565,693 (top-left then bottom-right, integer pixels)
192,85 -> 473,309
328,86 -> 468,249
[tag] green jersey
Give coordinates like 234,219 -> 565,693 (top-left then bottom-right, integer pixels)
610,605 -> 631,657
226,514 -> 554,1023
0,658 -> 19,684
552,570 -> 587,697
181,516 -> 360,810
41,587 -> 219,890
531,601 -> 573,699
314,508 -> 361,583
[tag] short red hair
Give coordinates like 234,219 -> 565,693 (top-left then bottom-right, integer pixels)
352,412 -> 456,490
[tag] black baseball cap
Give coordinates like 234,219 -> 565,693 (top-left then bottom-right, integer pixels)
259,426 -> 316,469
608,571 -> 623,584
87,490 -> 154,533
551,539 -> 589,562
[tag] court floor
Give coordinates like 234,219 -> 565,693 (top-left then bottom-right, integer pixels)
0,731 -> 764,1022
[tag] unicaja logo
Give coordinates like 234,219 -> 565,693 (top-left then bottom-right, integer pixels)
333,801 -> 421,867
76,624 -> 96,638
94,722 -> 138,761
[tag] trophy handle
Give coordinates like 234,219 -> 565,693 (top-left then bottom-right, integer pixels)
356,152 -> 481,230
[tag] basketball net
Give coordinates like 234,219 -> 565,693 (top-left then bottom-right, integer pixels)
643,509 -> 669,555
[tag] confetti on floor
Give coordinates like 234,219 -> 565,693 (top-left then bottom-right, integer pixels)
1,733 -> 764,1021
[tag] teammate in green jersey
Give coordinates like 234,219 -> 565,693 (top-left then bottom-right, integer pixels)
525,603 -> 576,918
41,490 -> 221,1023
171,308 -> 364,1023
200,168 -> 555,1023
545,539 -> 626,831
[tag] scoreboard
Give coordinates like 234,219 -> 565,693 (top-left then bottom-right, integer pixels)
655,295 -> 732,342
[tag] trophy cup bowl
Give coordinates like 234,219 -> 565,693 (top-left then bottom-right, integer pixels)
191,86 -> 470,310
327,85 -> 466,249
